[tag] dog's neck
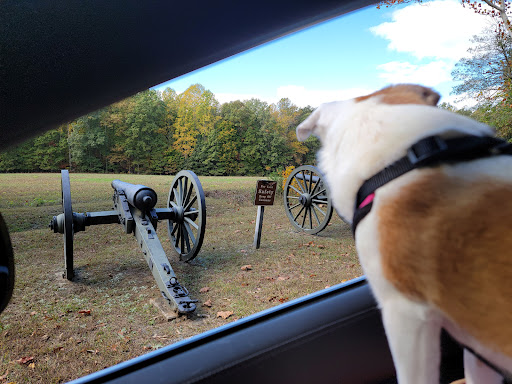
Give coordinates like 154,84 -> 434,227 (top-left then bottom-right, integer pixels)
317,101 -> 494,223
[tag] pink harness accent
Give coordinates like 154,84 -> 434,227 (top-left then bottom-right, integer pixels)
358,192 -> 375,209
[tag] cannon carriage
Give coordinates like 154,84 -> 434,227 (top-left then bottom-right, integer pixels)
50,170 -> 206,315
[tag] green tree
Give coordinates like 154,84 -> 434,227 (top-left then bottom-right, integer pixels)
68,111 -> 110,172
121,90 -> 167,173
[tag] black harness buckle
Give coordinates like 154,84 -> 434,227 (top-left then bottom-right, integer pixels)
407,135 -> 448,166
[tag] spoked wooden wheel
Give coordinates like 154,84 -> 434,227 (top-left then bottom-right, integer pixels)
167,170 -> 206,262
61,170 -> 74,279
0,212 -> 15,313
284,165 -> 333,235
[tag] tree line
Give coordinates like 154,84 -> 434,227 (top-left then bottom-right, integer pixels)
0,84 -> 320,176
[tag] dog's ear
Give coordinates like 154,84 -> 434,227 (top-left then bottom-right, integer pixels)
355,84 -> 440,106
296,104 -> 325,141
296,108 -> 321,141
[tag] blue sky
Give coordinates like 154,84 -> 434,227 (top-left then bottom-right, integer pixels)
153,0 -> 488,108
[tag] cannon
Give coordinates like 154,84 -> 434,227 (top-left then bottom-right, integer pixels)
50,170 -> 206,315
283,165 -> 335,234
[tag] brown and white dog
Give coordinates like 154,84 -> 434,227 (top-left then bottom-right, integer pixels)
296,84 -> 512,384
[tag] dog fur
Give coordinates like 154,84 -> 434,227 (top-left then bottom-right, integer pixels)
296,84 -> 512,384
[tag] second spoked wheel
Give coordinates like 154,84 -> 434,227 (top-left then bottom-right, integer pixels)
284,165 -> 334,235
168,170 -> 206,261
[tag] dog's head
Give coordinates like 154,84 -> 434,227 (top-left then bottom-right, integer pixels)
296,84 -> 440,142
296,84 -> 494,223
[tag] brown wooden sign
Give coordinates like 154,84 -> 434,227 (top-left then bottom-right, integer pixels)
254,180 -> 277,206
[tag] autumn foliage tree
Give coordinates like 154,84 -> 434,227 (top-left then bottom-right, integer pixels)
0,84 -> 319,175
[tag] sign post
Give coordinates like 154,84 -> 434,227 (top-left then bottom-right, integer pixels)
253,180 -> 277,249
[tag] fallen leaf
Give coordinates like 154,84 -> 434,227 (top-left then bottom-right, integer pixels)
216,311 -> 233,319
277,276 -> 289,281
278,298 -> 289,303
152,334 -> 170,340
203,299 -> 212,307
53,346 -> 63,353
199,287 -> 210,293
0,370 -> 8,380
240,249 -> 247,253
30,311 -> 36,316
16,356 -> 34,365
234,230 -> 241,233
317,245 -> 325,249
28,362 -> 35,369
143,345 -> 153,350
86,349 -> 99,354
309,274 -> 316,277
78,309 -> 91,316
241,265 -> 252,271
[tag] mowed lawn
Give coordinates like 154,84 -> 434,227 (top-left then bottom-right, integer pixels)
0,173 -> 361,383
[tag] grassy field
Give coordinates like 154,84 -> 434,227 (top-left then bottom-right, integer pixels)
0,173 -> 361,383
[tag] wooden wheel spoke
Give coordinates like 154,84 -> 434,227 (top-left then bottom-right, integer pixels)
312,203 -> 327,216
307,171 -> 313,194
288,184 -> 302,195
182,224 -> 191,253
310,178 -> 320,196
301,207 -> 308,228
184,194 -> 197,212
311,188 -> 327,199
183,181 -> 193,208
171,223 -> 178,236
172,188 -> 180,205
293,205 -> 305,221
293,175 -> 306,193
311,205 -> 321,225
180,224 -> 185,254
185,217 -> 199,230
288,202 -> 301,210
183,221 -> 196,245
178,179 -> 184,205
174,225 -> 181,248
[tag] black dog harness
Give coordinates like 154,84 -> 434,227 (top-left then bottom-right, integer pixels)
352,134 -> 512,235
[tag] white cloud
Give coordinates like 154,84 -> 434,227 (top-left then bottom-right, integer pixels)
377,60 -> 453,86
276,85 -> 373,107
371,0 -> 488,60
214,92 -> 275,105
215,86 -> 374,107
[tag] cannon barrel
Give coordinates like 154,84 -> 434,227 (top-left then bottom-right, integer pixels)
111,180 -> 158,211
294,172 -> 319,184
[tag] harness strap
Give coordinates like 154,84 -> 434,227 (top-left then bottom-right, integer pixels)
352,134 -> 512,235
